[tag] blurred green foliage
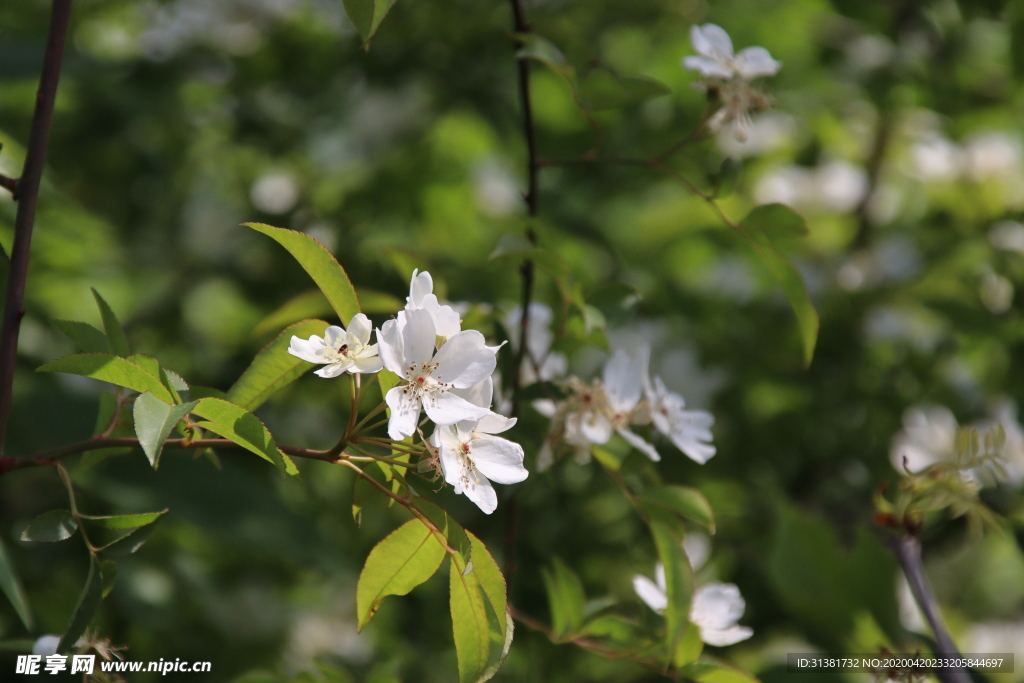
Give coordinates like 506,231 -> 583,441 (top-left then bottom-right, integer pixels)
3,0 -> 1024,681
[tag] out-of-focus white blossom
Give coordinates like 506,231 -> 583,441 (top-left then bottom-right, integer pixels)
32,635 -> 61,657
288,313 -> 383,378
684,24 -> 781,80
890,405 -> 959,474
645,376 -> 715,464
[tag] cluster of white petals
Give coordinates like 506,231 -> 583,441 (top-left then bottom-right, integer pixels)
683,24 -> 781,141
288,313 -> 383,377
633,549 -> 753,647
541,345 -> 715,468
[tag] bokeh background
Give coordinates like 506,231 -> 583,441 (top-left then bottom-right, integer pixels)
3,0 -> 1024,681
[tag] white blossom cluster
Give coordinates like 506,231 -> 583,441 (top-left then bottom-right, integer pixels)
683,24 -> 781,141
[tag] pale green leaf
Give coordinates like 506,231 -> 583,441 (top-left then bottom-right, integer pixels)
91,288 -> 130,357
20,510 -> 78,543
638,486 -> 716,534
466,531 -> 512,682
37,353 -> 173,403
680,660 -> 761,683
356,517 -> 448,630
192,397 -> 298,475
80,509 -> 168,530
450,553 -> 491,683
341,0 -> 398,45
743,203 -> 809,238
99,561 -> 117,599
0,536 -> 33,630
541,557 -> 586,638
254,290 -> 333,338
227,319 -> 329,411
52,319 -> 108,353
515,34 -> 576,87
133,392 -> 198,468
245,223 -> 360,325
57,558 -> 103,654
651,521 -> 694,658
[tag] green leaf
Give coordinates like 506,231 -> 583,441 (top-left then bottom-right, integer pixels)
245,223 -> 360,325
254,290 -> 333,337
638,486 -> 716,534
578,67 -> 670,111
541,557 -> 586,638
515,34 -> 576,87
52,320 -> 108,353
650,521 -> 694,658
464,531 -> 512,682
351,462 -> 390,527
37,353 -> 174,403
713,157 -> 742,199
673,622 -> 704,668
378,368 -> 401,408
20,510 -> 78,542
95,524 -> 157,557
0,536 -> 33,630
192,397 -> 298,475
737,219 -> 819,367
488,233 -> 567,278
341,0 -> 398,45
450,550 -> 491,683
91,288 -> 130,357
680,660 -> 761,683
358,288 -> 404,314
742,203 -> 809,238
356,516 -> 448,630
99,561 -> 117,598
227,319 -> 330,411
80,509 -> 168,530
133,392 -> 198,468
57,557 -> 103,654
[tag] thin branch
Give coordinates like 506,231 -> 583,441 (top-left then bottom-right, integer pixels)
0,0 -> 75,454
853,110 -> 891,249
887,534 -> 971,683
0,175 -> 16,196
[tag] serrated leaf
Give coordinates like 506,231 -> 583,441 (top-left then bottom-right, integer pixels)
638,486 -> 716,534
133,392 -> 198,469
342,0 -> 398,45
57,558 -> 103,654
651,521 -> 694,659
192,397 -> 297,475
227,319 -> 330,411
53,320 -> 108,353
80,509 -> 168,530
356,517 -> 448,630
737,218 -> 819,367
245,223 -> 360,325
465,531 -> 511,682
20,510 -> 78,543
99,561 -> 117,598
91,288 -> 130,357
450,552 -> 491,683
541,557 -> 586,638
37,353 -> 173,402
515,34 -> 576,87
0,536 -> 33,630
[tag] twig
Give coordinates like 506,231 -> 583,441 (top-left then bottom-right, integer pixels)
0,175 -> 16,195
887,534 -> 971,683
0,0 -> 75,454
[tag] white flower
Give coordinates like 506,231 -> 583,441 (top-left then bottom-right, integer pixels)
405,269 -> 462,340
602,348 -> 660,461
288,313 -> 383,378
691,583 -> 754,646
684,24 -> 781,80
377,309 -> 497,440
645,376 -> 716,464
503,303 -> 568,384
32,635 -> 61,656
633,565 -> 753,647
431,381 -> 528,515
890,405 -> 958,473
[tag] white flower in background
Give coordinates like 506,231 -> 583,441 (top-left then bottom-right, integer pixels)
288,313 -> 383,378
603,348 -> 660,461
645,376 -> 716,464
431,381 -> 528,514
981,398 -> 1024,485
405,269 -> 462,340
377,309 -> 497,440
32,635 -> 61,656
560,378 -> 613,464
633,565 -> 753,646
683,531 -> 711,571
504,303 -> 568,384
684,24 -> 781,80
889,405 -> 958,473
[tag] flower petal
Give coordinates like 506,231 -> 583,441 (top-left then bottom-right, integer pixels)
470,436 -> 528,484
734,46 -> 781,78
403,308 -> 437,366
603,349 -> 644,412
315,362 -> 351,378
409,269 -> 433,308
451,376 -> 494,409
675,437 -> 717,464
423,390 -> 491,426
475,412 -> 516,435
352,356 -> 384,374
462,475 -> 498,515
700,625 -> 753,647
683,55 -> 734,79
323,326 -> 344,347
288,335 -> 327,364
377,320 -> 404,375
578,411 -> 613,445
433,330 -> 497,388
385,386 -> 420,440
633,575 -> 668,612
692,23 -> 733,60
347,313 -> 373,345
617,428 -> 661,462
692,583 -> 746,631
434,304 -> 463,338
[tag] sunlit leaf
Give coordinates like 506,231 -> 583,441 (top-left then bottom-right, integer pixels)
20,510 -> 78,543
52,319 -> 108,353
254,290 -> 333,337
227,319 -> 330,410
192,397 -> 298,475
80,509 -> 168,530
680,659 -> 761,683
541,557 -> 586,638
91,288 -> 130,357
133,392 -> 198,468
38,353 -> 174,403
342,0 -> 398,45
245,223 -> 360,325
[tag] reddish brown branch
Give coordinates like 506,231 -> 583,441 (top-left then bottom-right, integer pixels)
0,175 -> 16,196
0,0 -> 75,454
